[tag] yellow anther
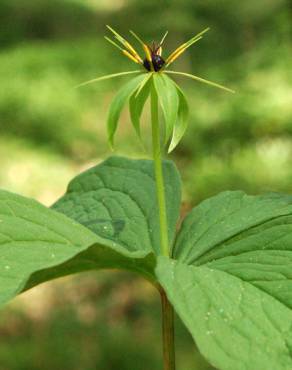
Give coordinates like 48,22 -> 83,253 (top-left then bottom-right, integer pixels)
166,47 -> 187,65
107,25 -> 143,64
165,28 -> 210,66
166,42 -> 188,64
124,42 -> 143,63
143,44 -> 152,62
122,50 -> 140,64
124,42 -> 137,57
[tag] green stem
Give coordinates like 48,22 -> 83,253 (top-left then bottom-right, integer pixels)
150,80 -> 169,257
160,289 -> 176,370
151,79 -> 176,370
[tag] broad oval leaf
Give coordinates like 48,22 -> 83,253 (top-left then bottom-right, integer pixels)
174,191 -> 292,266
53,156 -> 181,256
156,257 -> 292,370
158,191 -> 292,370
107,73 -> 146,147
153,73 -> 179,144
0,190 -> 154,306
0,156 -> 182,306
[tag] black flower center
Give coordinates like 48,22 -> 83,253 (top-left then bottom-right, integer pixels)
143,55 -> 165,72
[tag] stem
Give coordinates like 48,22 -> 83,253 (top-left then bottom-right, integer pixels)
151,80 -> 176,370
161,289 -> 176,370
150,81 -> 169,257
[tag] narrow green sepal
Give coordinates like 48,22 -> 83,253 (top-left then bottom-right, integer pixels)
76,70 -> 142,88
165,70 -> 235,93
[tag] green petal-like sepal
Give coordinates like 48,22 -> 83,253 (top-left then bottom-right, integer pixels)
129,74 -> 152,141
153,73 -> 179,145
107,74 -> 146,148
168,80 -> 189,153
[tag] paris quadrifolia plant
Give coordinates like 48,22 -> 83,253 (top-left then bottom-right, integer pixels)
1,26 -> 292,370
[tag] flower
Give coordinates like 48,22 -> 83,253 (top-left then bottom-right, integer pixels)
78,26 -> 234,152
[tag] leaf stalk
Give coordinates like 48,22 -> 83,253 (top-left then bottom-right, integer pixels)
161,289 -> 176,370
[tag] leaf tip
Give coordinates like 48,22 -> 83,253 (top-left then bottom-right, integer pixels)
108,139 -> 115,151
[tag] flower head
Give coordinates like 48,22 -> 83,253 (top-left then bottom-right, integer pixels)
78,26 -> 234,152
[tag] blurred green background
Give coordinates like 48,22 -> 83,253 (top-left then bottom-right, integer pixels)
0,0 -> 291,369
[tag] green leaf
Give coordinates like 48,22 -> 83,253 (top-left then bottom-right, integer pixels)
107,74 -> 146,147
153,73 -> 179,144
175,191 -> 292,310
129,74 -> 151,139
174,191 -> 292,266
167,82 -> 189,153
0,156 -> 182,306
157,191 -> 292,369
53,156 -> 181,256
156,257 -> 292,370
0,190 -> 154,306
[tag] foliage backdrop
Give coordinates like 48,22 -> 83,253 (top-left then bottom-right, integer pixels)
0,0 -> 291,369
